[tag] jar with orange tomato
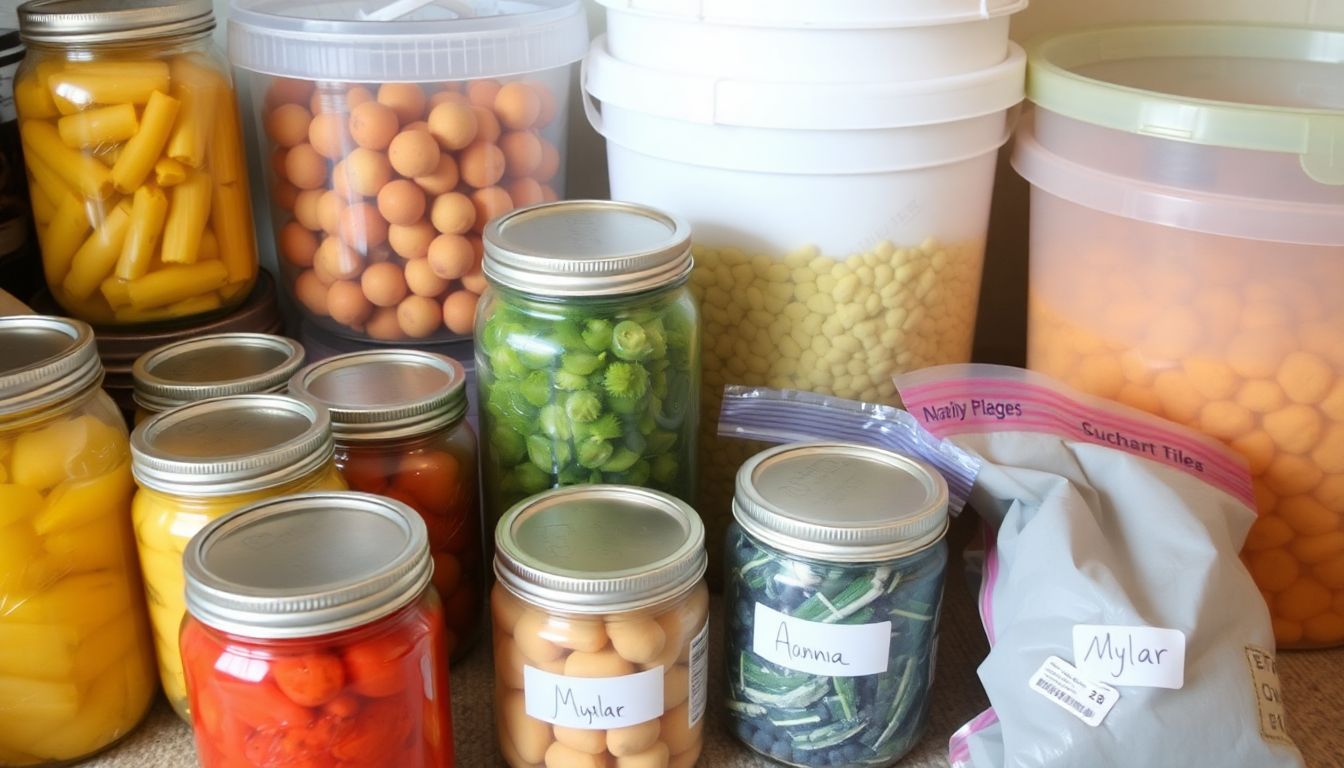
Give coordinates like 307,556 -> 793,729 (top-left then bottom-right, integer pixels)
290,350 -> 482,659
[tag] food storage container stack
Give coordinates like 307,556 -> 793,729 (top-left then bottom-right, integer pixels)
15,0 -> 260,327
1015,24 -> 1344,648
227,0 -> 588,344
584,0 -> 1027,571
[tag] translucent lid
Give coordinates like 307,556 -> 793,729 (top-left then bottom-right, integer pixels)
0,316 -> 102,420
494,485 -> 706,614
734,442 -> 949,562
133,333 -> 306,414
184,492 -> 432,639
1027,24 -> 1344,186
483,200 -> 693,297
289,350 -> 468,441
592,0 -> 1027,28
18,0 -> 213,44
228,0 -> 589,82
131,394 -> 334,496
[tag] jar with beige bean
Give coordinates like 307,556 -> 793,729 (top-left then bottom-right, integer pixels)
492,485 -> 709,768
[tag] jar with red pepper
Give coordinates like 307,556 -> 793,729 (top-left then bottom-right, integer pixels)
289,350 -> 482,659
180,491 -> 455,768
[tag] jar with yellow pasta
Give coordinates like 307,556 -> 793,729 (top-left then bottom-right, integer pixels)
130,394 -> 346,720
0,315 -> 156,766
15,0 -> 258,327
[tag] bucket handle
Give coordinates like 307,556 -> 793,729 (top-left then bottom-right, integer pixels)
580,52 -> 607,139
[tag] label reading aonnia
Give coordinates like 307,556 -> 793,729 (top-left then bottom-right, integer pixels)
752,603 -> 891,677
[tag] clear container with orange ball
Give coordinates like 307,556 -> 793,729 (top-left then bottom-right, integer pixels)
227,0 -> 589,343
289,350 -> 484,661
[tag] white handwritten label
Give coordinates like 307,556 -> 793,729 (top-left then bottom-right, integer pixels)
1245,645 -> 1294,746
752,603 -> 890,677
1073,624 -> 1186,689
1028,655 -> 1119,727
688,619 -> 709,727
523,666 -> 663,730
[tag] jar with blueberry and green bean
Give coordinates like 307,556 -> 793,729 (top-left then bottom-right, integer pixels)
725,443 -> 950,768
476,201 -> 699,523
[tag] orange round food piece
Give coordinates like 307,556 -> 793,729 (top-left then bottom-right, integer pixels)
397,295 -> 442,339
540,185 -> 558,202
343,148 -> 393,198
470,105 -> 501,145
279,221 -> 319,268
1271,616 -> 1304,645
494,82 -> 541,130
388,129 -> 441,178
266,78 -> 316,110
1290,532 -> 1344,565
459,142 -> 505,189
405,258 -> 450,298
316,237 -> 364,280
396,451 -> 461,511
343,635 -> 413,698
1244,514 -> 1295,551
340,451 -> 394,493
365,307 -> 406,341
378,82 -> 427,125
530,80 -> 558,127
339,202 -> 390,253
349,101 -> 400,151
499,131 -> 543,178
413,153 -> 460,196
467,79 -> 501,108
428,89 -> 468,110
361,262 -> 408,308
505,178 -> 544,208
534,139 -> 560,183
427,234 -> 474,280
266,103 -> 312,148
1278,495 -> 1339,536
429,192 -> 475,235
427,101 -> 477,151
470,187 -> 513,232
376,179 -> 427,226
1302,612 -> 1344,645
460,269 -> 487,295
317,191 -> 348,237
293,189 -> 324,231
1277,578 -> 1332,622
272,653 -> 345,708
308,112 -> 351,160
1247,548 -> 1299,592
344,85 -> 375,110
1314,553 -> 1344,589
430,552 -> 463,598
294,270 -> 329,316
387,221 -> 437,261
327,280 -> 373,328
442,290 -> 479,335
284,144 -> 328,190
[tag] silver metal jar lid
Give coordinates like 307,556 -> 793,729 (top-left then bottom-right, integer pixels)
483,200 -> 693,298
131,394 -> 333,496
0,315 -> 102,421
18,0 -> 214,44
494,485 -> 706,615
288,350 -> 467,442
733,442 -> 949,563
184,491 -> 432,639
133,333 -> 306,415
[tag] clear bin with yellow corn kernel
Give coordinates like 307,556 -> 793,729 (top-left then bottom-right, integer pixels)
1015,25 -> 1344,647
584,36 -> 1025,573
14,0 -> 259,328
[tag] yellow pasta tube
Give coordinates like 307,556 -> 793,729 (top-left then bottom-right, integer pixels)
160,171 -> 211,264
154,157 -> 187,187
62,202 -> 132,300
210,180 -> 257,283
30,186 -> 56,225
166,55 -> 222,169
48,67 -> 170,111
126,260 -> 228,309
197,229 -> 219,262
40,194 -> 92,286
56,104 -> 139,148
110,90 -> 180,194
209,90 -> 245,185
99,276 -> 132,309
20,120 -> 113,200
219,280 -> 252,302
65,60 -> 171,81
92,143 -> 123,168
24,151 -> 75,204
115,292 -> 222,323
14,71 -> 58,119
116,185 -> 169,281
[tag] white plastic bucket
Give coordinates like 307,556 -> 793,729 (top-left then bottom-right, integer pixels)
584,34 -> 1025,568
593,0 -> 1026,82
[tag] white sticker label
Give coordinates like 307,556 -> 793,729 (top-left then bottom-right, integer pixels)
1073,624 -> 1186,689
688,619 -> 709,727
1245,646 -> 1294,745
1029,655 -> 1119,728
523,666 -> 663,730
751,603 -> 890,677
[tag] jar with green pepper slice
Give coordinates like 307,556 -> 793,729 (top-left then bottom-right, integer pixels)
477,200 -> 700,524
725,442 -> 949,768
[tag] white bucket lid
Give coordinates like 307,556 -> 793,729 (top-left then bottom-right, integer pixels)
584,35 -> 1025,131
592,0 -> 1027,28
228,0 -> 589,82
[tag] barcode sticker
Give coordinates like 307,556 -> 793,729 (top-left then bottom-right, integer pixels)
1028,655 -> 1119,728
688,618 -> 709,727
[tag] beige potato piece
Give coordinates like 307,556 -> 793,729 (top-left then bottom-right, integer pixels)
544,741 -> 611,768
667,747 -> 700,768
659,701 -> 701,756
614,742 -> 669,768
606,618 -> 665,664
554,726 -> 607,755
661,665 -> 689,710
552,617 -> 609,653
1263,405 -> 1324,455
564,648 -> 635,678
516,610 -> 565,664
503,689 -> 553,765
607,720 -> 660,757
493,582 -> 528,635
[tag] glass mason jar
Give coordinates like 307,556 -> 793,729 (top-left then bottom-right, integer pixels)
181,492 -> 455,768
477,201 -> 700,525
289,350 -> 483,661
131,332 -> 305,424
0,315 -> 156,765
724,443 -> 950,768
130,394 -> 346,720
492,485 -> 710,768
14,0 -> 258,327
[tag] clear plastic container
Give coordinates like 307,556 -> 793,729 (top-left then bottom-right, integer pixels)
131,332 -> 306,423
130,394 -> 346,719
227,0 -> 588,344
14,0 -> 259,327
723,443 -> 949,768
492,485 -> 709,768
181,492 -> 455,768
289,350 -> 483,661
584,37 -> 1023,573
0,316 -> 156,766
1015,24 -> 1344,648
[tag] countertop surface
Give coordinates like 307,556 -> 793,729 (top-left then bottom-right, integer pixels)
85,565 -> 1344,768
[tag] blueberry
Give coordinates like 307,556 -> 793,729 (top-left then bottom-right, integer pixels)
751,727 -> 774,753
770,739 -> 792,761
